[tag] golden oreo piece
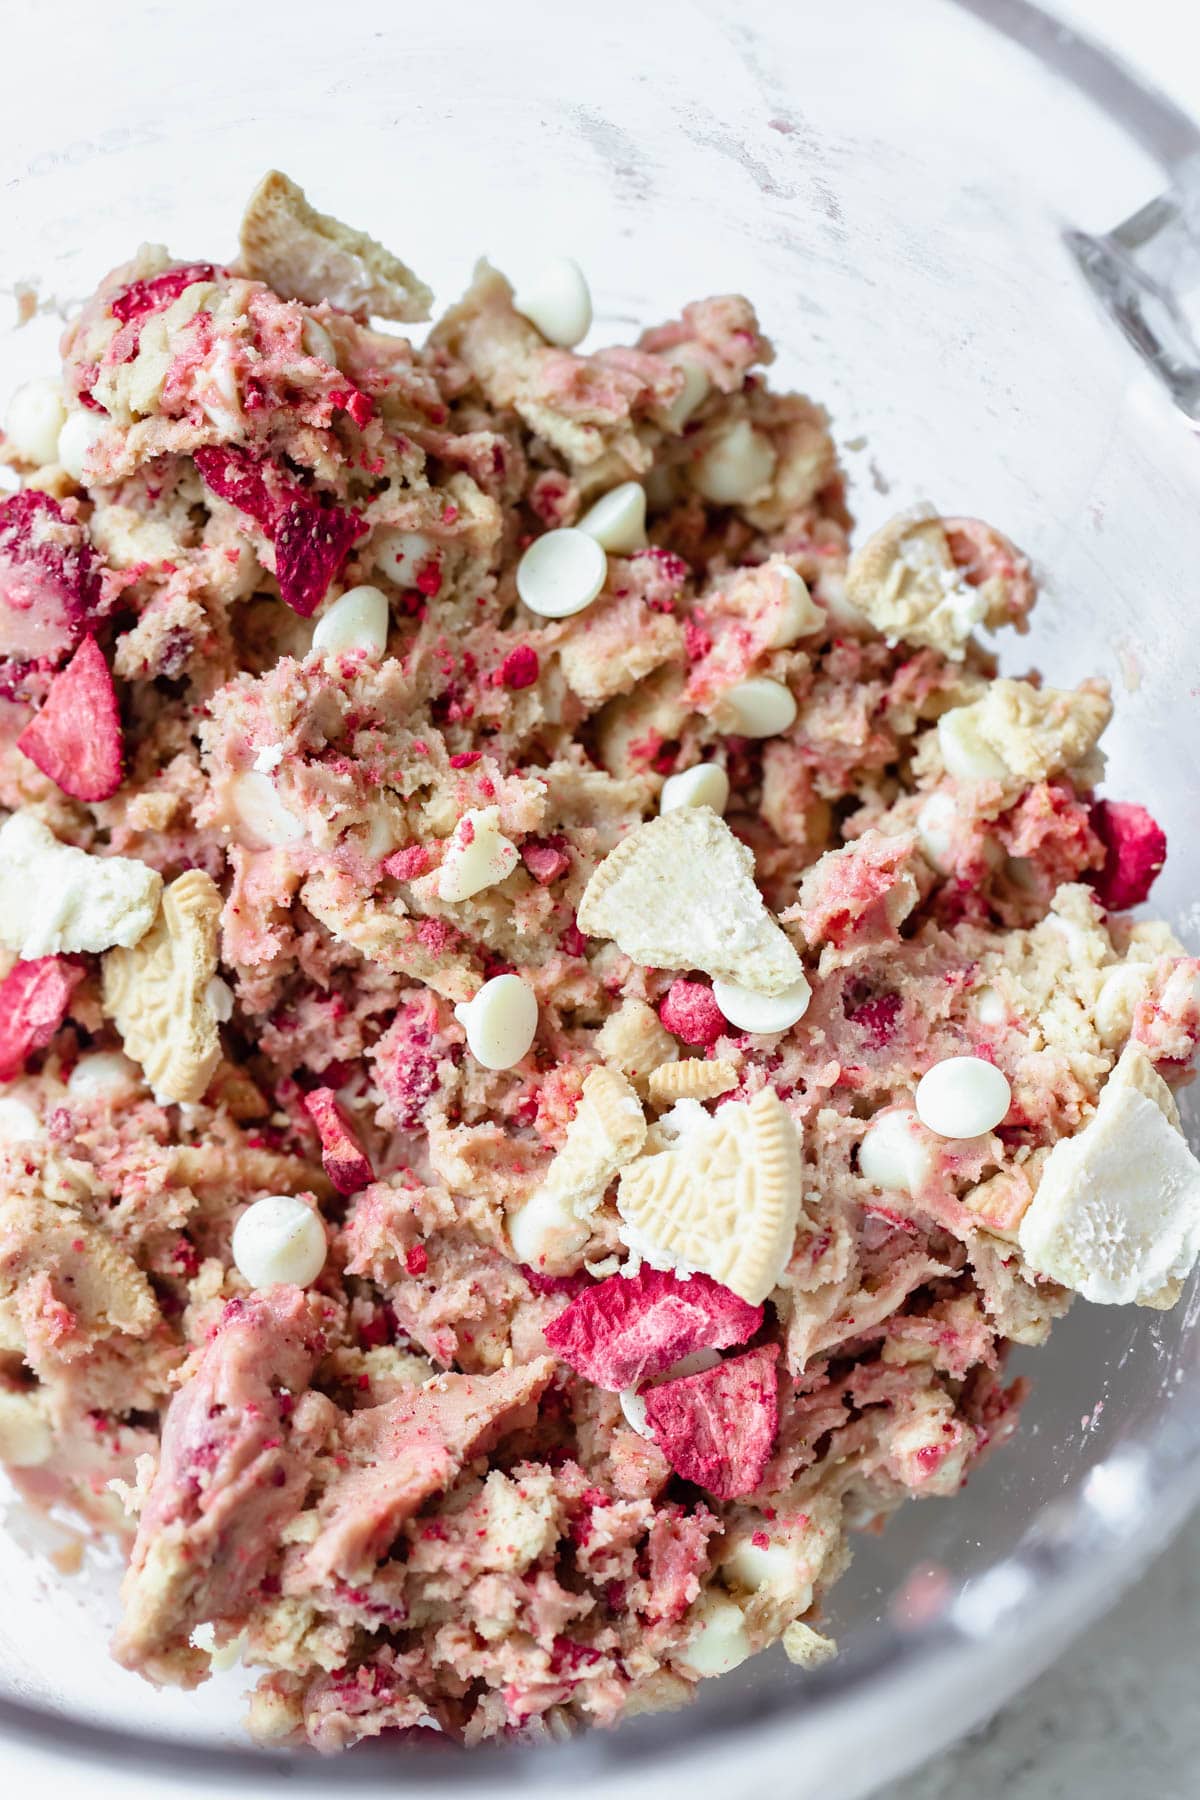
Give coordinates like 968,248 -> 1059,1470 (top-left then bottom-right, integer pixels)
102,870 -> 223,1105
616,1086 -> 802,1304
647,1058 -> 738,1105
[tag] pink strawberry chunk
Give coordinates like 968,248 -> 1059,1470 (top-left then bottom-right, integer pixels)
0,957 -> 85,1081
520,835 -> 571,886
273,494 -> 364,617
643,1344 -> 780,1499
193,444 -> 279,533
17,636 -> 123,801
1089,800 -> 1167,911
659,978 -> 725,1048
303,1087 -> 375,1196
0,490 -> 101,672
543,1265 -> 762,1391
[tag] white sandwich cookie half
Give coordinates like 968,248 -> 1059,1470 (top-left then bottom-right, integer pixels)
712,974 -> 812,1035
312,585 -> 390,661
232,1194 -> 327,1289
576,482 -> 648,554
4,376 -> 67,466
516,528 -> 608,619
512,256 -> 593,348
660,762 -> 730,816
455,973 -> 539,1070
915,1056 -> 1011,1139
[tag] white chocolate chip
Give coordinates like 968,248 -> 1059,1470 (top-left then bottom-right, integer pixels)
231,1194 -> 327,1290
712,973 -> 811,1035
660,763 -> 730,816
56,407 -> 106,483
507,1182 -> 589,1273
576,482 -> 648,554
915,791 -> 958,873
301,318 -> 337,364
618,1385 -> 650,1437
512,256 -> 593,348
67,1051 -> 142,1102
516,528 -> 607,619
859,1107 -> 935,1195
231,771 -> 306,849
205,976 -> 235,1023
717,677 -> 797,738
0,1097 -> 40,1142
724,1534 -> 814,1605
915,1056 -> 1011,1139
693,420 -> 776,505
312,585 -> 390,661
437,807 -> 519,903
0,812 -> 162,960
972,986 -> 1007,1028
661,357 -> 710,430
373,528 -> 434,588
679,1591 -> 753,1677
618,1347 -> 721,1439
937,707 -> 1008,782
4,376 -> 67,466
454,974 -> 538,1071
764,565 -> 823,648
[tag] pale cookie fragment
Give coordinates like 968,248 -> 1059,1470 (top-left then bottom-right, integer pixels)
845,506 -> 988,659
648,1058 -> 739,1105
938,677 -> 1111,787
507,1067 -> 646,1273
617,1086 -> 803,1304
577,809 -> 803,997
0,1191 -> 158,1349
1018,1045 -> 1200,1307
102,871 -> 223,1105
781,1621 -> 838,1670
595,997 -> 678,1096
238,170 -> 432,322
0,812 -> 162,959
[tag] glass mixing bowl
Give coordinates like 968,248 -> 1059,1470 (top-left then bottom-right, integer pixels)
2,2 -> 1199,1795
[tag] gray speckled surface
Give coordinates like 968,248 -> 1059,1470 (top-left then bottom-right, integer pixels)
890,1507 -> 1200,1799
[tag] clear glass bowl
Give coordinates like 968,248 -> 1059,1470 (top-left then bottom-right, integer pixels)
2,2 -> 1199,1795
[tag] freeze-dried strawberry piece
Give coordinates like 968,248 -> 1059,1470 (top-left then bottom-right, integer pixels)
543,1265 -> 762,1391
0,489 -> 101,671
193,444 -> 279,533
273,493 -> 364,617
0,956 -> 85,1081
643,1344 -> 780,1499
497,644 -> 539,690
843,988 -> 902,1049
17,636 -> 123,801
303,1087 -> 375,1196
1089,800 -> 1167,911
659,978 -> 725,1048
521,835 -> 571,886
109,263 -> 219,324
371,993 -> 447,1132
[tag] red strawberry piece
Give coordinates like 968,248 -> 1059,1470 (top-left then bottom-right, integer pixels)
643,1344 -> 780,1499
17,636 -> 123,801
110,263 -> 218,324
273,494 -> 364,617
542,1265 -> 762,1391
302,1087 -> 375,1196
844,989 -> 902,1049
193,444 -> 280,534
0,957 -> 85,1081
382,844 -> 432,882
659,978 -> 725,1048
497,644 -> 539,690
0,490 -> 101,675
1089,800 -> 1167,911
520,835 -> 571,886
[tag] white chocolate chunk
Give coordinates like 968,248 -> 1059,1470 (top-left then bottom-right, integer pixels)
232,1194 -> 327,1290
0,1097 -> 40,1142
455,974 -> 538,1071
937,707 -> 1007,781
0,812 -> 162,959
301,318 -> 337,364
661,357 -> 710,431
576,481 -> 648,554
1019,1048 -> 1200,1306
4,376 -> 67,465
915,790 -> 958,873
312,585 -> 390,660
619,1348 -> 721,1438
56,407 -> 107,482
712,974 -> 811,1036
660,762 -> 730,816
231,771 -> 306,848
764,565 -> 823,648
68,1051 -> 143,1102
507,1181 -> 589,1274
716,677 -> 797,739
915,1056 -> 1011,1139
577,808 -> 803,997
693,420 -> 776,505
724,1533 -> 813,1604
512,256 -> 593,347
679,1591 -> 753,1677
437,807 -> 519,903
516,527 -> 607,619
373,528 -> 434,588
972,986 -> 1007,1028
859,1107 -> 935,1195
